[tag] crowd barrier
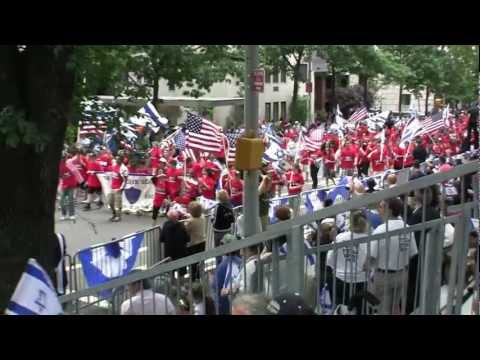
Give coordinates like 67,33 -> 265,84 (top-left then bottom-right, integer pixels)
59,160 -> 479,315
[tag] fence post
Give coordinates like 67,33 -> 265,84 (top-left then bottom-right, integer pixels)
452,211 -> 470,315
286,225 -> 305,296
419,224 -> 444,314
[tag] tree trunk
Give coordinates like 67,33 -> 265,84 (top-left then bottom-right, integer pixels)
152,76 -> 159,105
292,63 -> 300,109
0,46 -> 75,310
359,74 -> 368,106
398,84 -> 403,113
331,65 -> 337,111
424,86 -> 430,115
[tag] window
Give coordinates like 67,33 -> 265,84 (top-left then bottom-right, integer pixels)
281,102 -> 287,120
401,94 -> 411,105
281,70 -> 287,83
265,69 -> 271,84
265,103 -> 271,122
272,69 -> 279,83
273,102 -> 279,121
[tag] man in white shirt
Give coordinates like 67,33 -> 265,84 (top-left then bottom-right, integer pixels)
120,271 -> 176,315
369,198 -> 417,315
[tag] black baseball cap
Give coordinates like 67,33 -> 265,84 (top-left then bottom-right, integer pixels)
266,293 -> 315,315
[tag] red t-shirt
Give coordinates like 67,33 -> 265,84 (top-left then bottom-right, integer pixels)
110,164 -> 126,190
152,177 -> 167,207
340,145 -> 356,170
287,171 -> 304,195
86,160 -> 102,188
59,160 -> 77,190
166,166 -> 183,195
200,175 -> 216,200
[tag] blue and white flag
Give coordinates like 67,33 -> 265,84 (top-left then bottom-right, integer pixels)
78,233 -> 144,298
326,176 -> 350,203
5,259 -> 63,315
138,101 -> 168,128
279,241 -> 316,266
263,133 -> 285,163
319,283 -> 333,315
363,209 -> 383,230
269,197 -> 290,224
304,190 -> 327,213
400,116 -> 422,148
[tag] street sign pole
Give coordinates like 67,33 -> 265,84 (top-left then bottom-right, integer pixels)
243,45 -> 260,238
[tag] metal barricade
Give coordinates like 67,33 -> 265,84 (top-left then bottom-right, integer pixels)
59,160 -> 479,315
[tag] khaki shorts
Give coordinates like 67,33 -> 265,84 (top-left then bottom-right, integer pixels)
108,191 -> 123,212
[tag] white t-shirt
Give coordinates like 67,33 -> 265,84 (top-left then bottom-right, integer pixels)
120,289 -> 176,315
371,218 -> 418,271
326,232 -> 369,283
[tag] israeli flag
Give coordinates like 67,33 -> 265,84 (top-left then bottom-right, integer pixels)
5,259 -> 63,315
326,176 -> 350,203
263,134 -> 285,163
304,190 -> 325,213
269,197 -> 289,225
78,233 -> 144,298
138,101 -> 168,128
319,283 -> 333,315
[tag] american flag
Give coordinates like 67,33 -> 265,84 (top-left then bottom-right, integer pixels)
225,129 -> 244,163
79,119 -> 107,136
349,106 -> 369,122
417,107 -> 447,136
302,127 -> 323,152
185,112 -> 223,153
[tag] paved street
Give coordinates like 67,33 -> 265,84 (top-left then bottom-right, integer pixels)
54,205 -> 161,255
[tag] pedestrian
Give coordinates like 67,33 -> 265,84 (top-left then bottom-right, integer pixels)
151,168 -> 168,226
58,151 -> 85,221
326,210 -> 369,313
286,163 -> 304,215
120,270 -> 176,315
212,190 -> 235,248
368,198 -> 418,315
322,142 -> 336,187
159,209 -> 190,264
108,155 -> 128,222
185,201 -> 206,255
83,152 -> 104,211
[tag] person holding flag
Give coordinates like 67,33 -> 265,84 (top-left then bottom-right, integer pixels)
367,137 -> 389,175
151,168 -> 168,225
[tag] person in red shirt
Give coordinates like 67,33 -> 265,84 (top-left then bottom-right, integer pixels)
367,139 -> 389,175
166,159 -> 183,200
355,141 -> 370,177
149,142 -> 162,176
174,168 -> 200,207
390,142 -> 406,170
431,137 -> 446,157
228,170 -> 243,207
286,164 -> 304,215
322,141 -> 337,187
198,168 -> 216,200
151,169 -> 168,225
403,141 -> 415,168
58,151 -> 85,221
98,148 -> 113,169
83,152 -> 104,211
205,153 -> 222,184
269,166 -> 284,197
108,156 -> 129,222
339,138 -> 357,176
191,158 -> 204,179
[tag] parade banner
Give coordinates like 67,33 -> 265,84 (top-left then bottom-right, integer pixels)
97,173 -> 155,214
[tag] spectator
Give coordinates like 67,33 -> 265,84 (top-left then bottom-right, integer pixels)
326,210 -> 369,313
365,178 -> 378,194
227,244 -> 261,295
212,190 -> 235,247
120,270 -> 176,315
369,198 -> 418,315
185,202 -> 206,254
192,281 -> 216,315
214,234 -> 242,315
385,174 -> 397,189
231,294 -> 270,315
266,293 -> 315,315
259,164 -> 274,231
438,156 -> 453,173
160,210 -> 190,265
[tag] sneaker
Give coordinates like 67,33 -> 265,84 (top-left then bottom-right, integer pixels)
59,215 -> 67,221
80,200 -> 89,204
69,216 -> 76,221
112,216 -> 121,222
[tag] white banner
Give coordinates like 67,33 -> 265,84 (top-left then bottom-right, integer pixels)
97,173 -> 155,214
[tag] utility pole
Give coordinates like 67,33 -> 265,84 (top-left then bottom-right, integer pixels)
243,45 -> 260,237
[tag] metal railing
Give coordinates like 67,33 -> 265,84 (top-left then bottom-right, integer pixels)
59,160 -> 479,315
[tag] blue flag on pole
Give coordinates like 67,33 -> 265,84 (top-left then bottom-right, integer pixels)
78,233 -> 144,298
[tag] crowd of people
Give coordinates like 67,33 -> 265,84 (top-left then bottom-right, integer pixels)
56,104 -> 479,315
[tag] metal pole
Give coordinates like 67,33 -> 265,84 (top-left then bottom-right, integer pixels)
243,45 -> 260,238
